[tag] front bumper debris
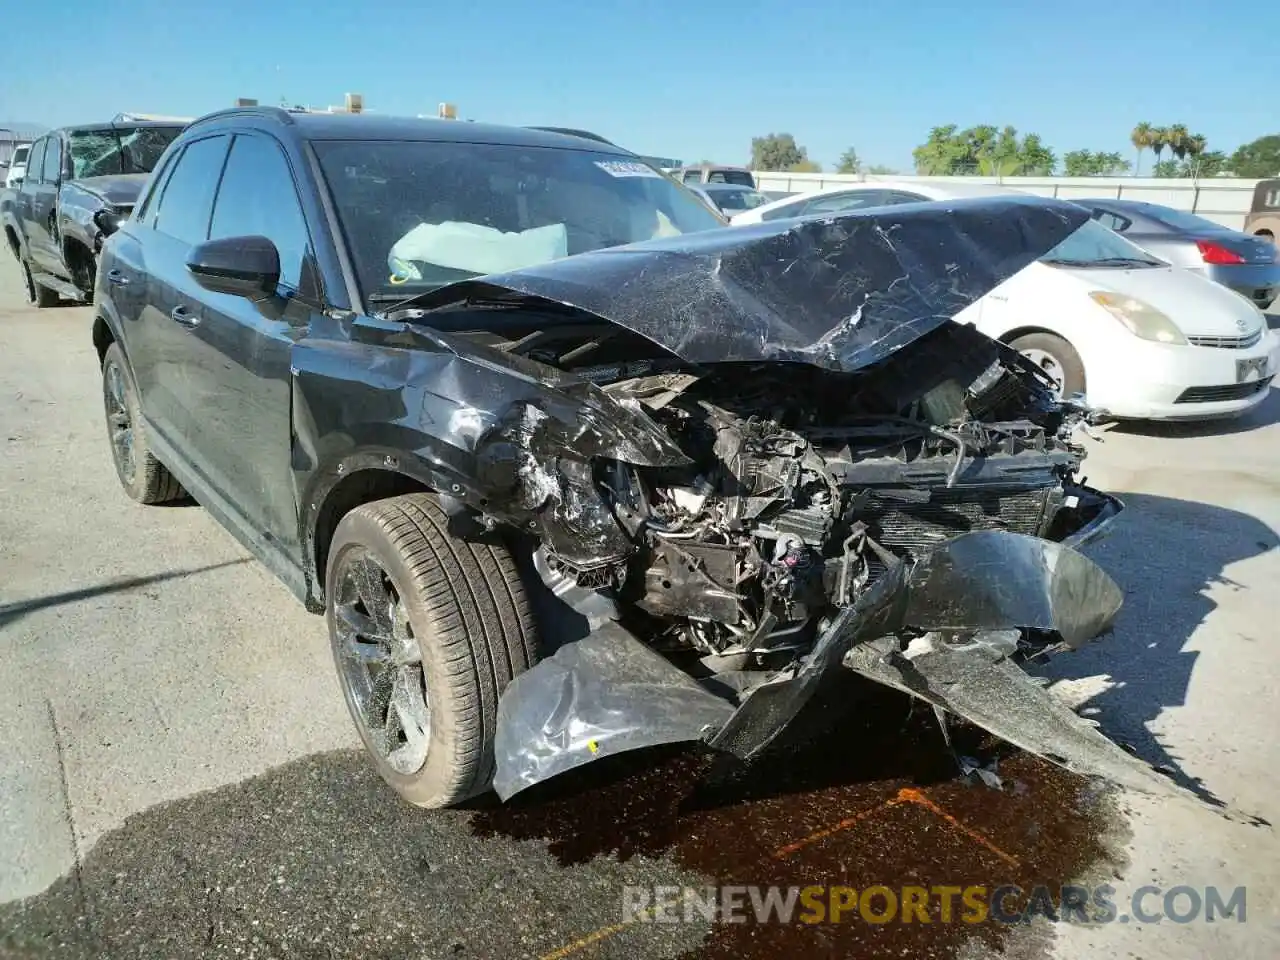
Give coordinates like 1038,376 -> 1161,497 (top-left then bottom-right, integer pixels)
493,508 -> 1198,804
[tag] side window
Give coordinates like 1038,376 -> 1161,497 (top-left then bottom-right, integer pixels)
884,191 -> 929,205
801,191 -> 884,215
761,196 -> 811,221
152,135 -> 230,245
208,134 -> 314,291
1092,211 -> 1131,232
682,170 -> 703,184
42,138 -> 62,183
25,137 -> 46,182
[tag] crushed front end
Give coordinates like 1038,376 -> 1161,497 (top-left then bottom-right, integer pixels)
384,196 -> 1182,805
487,322 -> 1145,800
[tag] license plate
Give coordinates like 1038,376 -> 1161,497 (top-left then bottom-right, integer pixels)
1236,356 -> 1269,382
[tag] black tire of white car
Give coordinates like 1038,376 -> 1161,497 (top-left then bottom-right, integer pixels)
101,342 -> 185,504
21,258 -> 58,308
324,494 -> 539,808
1009,332 -> 1086,401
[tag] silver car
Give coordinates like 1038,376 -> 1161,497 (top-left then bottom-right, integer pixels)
1080,198 -> 1280,310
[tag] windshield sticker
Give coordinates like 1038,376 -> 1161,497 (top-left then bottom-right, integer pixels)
593,160 -> 663,179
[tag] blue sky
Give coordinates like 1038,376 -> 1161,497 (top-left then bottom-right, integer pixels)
3,0 -> 1278,171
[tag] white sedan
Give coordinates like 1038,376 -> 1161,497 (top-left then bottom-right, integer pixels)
734,181 -> 1278,421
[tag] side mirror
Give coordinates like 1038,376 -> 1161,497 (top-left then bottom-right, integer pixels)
93,208 -> 123,237
186,235 -> 280,300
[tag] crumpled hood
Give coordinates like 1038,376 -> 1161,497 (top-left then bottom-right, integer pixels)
68,173 -> 149,206
410,195 -> 1090,373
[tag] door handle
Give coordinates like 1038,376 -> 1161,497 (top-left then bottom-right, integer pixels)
106,269 -> 130,286
170,304 -> 200,328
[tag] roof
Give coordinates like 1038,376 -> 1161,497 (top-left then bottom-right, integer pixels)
188,108 -> 635,155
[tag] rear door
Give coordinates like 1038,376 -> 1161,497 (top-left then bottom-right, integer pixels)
130,133 -> 231,458
185,131 -> 322,553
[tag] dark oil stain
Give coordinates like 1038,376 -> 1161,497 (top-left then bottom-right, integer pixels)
472,674 -> 1116,960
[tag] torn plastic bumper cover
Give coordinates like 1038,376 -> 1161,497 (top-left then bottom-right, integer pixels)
493,522 -> 1171,801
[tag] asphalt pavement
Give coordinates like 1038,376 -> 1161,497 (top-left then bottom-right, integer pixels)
1,264 -> 1278,960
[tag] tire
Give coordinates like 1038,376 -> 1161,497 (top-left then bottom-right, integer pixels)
101,342 -> 185,504
71,249 -> 96,302
1009,332 -> 1086,400
21,258 -> 58,308
326,493 -> 539,808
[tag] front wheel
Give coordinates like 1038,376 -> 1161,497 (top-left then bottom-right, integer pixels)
1010,332 -> 1086,401
325,493 -> 539,808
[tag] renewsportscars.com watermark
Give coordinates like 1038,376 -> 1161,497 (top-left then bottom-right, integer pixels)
622,884 -> 1247,926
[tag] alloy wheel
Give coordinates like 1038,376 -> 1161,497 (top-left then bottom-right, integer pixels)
103,360 -> 136,485
332,547 -> 431,776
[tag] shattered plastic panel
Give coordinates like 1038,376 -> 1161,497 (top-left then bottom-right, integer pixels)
492,528 -> 1140,799
404,195 -> 1090,373
492,622 -> 736,800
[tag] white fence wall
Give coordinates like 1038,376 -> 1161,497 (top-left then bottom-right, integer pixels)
749,172 -> 1264,231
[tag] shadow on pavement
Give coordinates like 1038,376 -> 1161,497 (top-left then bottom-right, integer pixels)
0,558 -> 252,629
1038,491 -> 1277,806
1107,386 -> 1279,438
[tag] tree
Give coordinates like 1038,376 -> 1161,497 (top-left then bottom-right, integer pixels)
1150,127 -> 1170,168
1063,150 -> 1131,177
836,147 -> 861,174
1228,135 -> 1280,178
978,155 -> 1021,177
1131,121 -> 1154,175
866,164 -> 898,175
912,125 -> 967,174
912,124 -> 1055,175
789,158 -> 822,173
1018,134 -> 1056,176
750,133 -> 808,171
1182,149 -> 1227,179
1166,124 -> 1191,161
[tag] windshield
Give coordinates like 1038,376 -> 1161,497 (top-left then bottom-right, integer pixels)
1040,219 -> 1165,268
314,140 -> 725,300
707,187 -> 771,212
67,125 -> 184,178
12,146 -> 28,165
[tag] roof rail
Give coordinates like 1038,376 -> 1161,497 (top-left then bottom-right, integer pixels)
186,105 -> 298,129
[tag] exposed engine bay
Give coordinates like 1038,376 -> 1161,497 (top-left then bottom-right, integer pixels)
521,320 -> 1099,668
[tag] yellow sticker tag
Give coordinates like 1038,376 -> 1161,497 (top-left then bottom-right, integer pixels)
587,739 -> 599,755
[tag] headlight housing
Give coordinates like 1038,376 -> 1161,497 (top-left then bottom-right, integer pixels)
1089,292 -> 1187,345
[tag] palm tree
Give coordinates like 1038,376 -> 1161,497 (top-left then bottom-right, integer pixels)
1186,133 -> 1209,178
1150,127 -> 1170,170
1167,124 -> 1191,162
1131,122 -> 1154,176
